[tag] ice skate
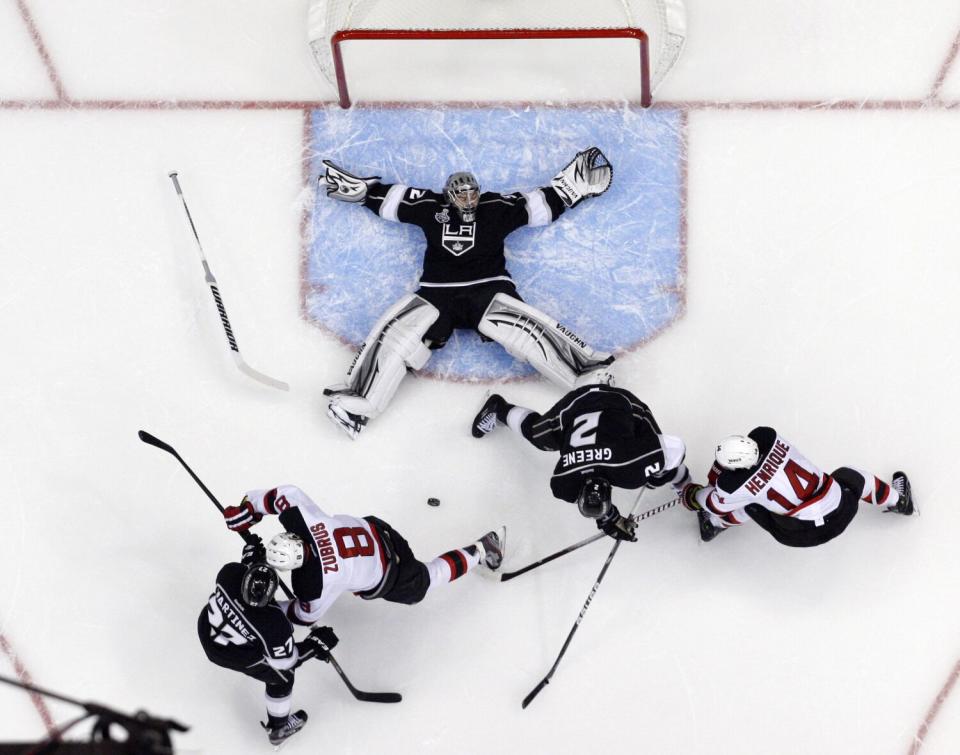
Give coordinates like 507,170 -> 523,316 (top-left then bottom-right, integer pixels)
698,511 -> 724,542
471,393 -> 509,438
262,709 -> 308,748
888,471 -> 915,515
326,399 -> 368,440
473,527 -> 506,570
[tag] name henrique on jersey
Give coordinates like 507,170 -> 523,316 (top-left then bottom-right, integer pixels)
197,562 -> 298,675
525,385 -> 667,503
244,486 -> 389,624
362,183 -> 568,286
702,426 -> 842,526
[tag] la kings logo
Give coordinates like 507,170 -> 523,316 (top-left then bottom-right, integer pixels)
441,223 -> 475,256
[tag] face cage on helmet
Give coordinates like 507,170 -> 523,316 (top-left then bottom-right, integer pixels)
241,564 -> 278,607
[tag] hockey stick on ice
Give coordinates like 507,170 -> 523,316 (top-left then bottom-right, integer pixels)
521,489 -> 647,709
137,430 -> 401,704
168,172 -> 289,392
500,496 -> 680,583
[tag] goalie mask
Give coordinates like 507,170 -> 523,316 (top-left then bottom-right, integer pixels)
240,563 -> 279,608
444,171 -> 480,222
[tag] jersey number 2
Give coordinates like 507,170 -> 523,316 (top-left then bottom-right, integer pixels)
570,412 -> 602,448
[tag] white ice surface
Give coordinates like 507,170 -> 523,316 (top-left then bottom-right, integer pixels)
1,2 -> 959,754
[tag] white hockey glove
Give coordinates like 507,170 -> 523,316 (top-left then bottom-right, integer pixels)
321,159 -> 382,203
551,147 -> 613,208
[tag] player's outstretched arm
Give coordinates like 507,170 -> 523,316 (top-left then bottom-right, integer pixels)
321,159 -> 382,203
550,147 -> 613,209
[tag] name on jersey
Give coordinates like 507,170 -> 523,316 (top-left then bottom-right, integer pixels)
744,440 -> 790,495
562,447 -> 613,467
441,223 -> 475,255
310,522 -> 340,574
215,592 -> 256,642
555,323 -> 587,349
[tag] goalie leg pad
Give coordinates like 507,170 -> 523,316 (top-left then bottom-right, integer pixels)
328,294 -> 439,419
478,293 -> 612,389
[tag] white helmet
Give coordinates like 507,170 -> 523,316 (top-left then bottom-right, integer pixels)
715,435 -> 760,470
265,532 -> 305,571
574,365 -> 616,389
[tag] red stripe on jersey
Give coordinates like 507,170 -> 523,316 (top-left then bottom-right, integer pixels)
706,491 -> 725,516
264,488 -> 279,515
788,476 -> 835,516
440,553 -> 459,580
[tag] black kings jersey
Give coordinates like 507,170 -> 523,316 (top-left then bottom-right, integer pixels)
197,562 -> 297,673
524,385 -> 667,503
363,184 -> 567,286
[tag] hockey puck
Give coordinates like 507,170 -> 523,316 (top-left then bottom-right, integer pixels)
427,497 -> 440,507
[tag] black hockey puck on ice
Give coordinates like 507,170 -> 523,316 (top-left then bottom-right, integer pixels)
427,497 -> 440,507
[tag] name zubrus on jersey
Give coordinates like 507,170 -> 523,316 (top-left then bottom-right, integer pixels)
555,323 -> 587,349
562,447 -> 613,467
310,522 -> 340,574
745,440 -> 791,495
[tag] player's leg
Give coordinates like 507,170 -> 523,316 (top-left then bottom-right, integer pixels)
324,293 -> 440,439
831,466 -> 913,515
477,292 -> 613,389
646,434 -> 692,491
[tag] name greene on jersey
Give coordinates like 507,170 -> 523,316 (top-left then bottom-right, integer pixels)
743,439 -> 791,496
561,446 -> 614,468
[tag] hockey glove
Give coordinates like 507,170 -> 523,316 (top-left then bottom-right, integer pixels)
322,160 -> 382,203
680,483 -> 705,513
224,497 -> 262,532
298,626 -> 339,662
597,506 -> 637,542
551,147 -> 613,208
241,534 -> 265,565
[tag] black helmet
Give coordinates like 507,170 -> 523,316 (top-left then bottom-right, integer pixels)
240,563 -> 279,608
577,478 -> 612,519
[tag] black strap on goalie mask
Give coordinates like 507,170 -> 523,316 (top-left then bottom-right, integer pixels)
241,563 -> 280,608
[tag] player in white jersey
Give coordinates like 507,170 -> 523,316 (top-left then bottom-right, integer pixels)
679,426 -> 914,546
222,485 -> 505,626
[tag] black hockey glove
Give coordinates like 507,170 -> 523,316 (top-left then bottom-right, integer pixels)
241,534 -> 265,565
298,625 -> 339,662
597,507 -> 637,542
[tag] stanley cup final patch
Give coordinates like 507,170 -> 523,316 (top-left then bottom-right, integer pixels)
440,223 -> 476,256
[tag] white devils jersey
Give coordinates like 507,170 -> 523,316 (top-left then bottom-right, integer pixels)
703,432 -> 842,526
245,486 -> 387,623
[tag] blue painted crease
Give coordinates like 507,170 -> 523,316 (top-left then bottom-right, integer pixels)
306,104 -> 683,381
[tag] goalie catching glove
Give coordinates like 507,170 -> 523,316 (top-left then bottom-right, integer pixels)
321,159 -> 382,203
551,147 -> 613,208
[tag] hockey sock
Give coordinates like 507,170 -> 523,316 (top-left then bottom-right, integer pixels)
850,468 -> 897,507
506,406 -> 532,434
426,548 -> 481,589
265,690 -> 292,724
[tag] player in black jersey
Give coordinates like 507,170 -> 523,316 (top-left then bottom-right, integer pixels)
197,539 -> 337,746
471,370 -> 691,541
319,149 -> 615,438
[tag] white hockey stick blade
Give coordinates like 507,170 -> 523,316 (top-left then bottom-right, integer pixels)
232,353 -> 290,391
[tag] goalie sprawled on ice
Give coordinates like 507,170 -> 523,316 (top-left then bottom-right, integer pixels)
320,148 -> 615,439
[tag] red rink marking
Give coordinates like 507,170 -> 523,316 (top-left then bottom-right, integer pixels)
15,0 -> 66,101
0,632 -> 57,736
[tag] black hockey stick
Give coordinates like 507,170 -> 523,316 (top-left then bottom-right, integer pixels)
137,430 -> 402,704
501,496 -> 681,582
168,172 -> 289,392
521,490 -> 647,709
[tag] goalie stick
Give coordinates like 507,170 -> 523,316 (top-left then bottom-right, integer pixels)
168,172 -> 289,392
137,430 -> 400,704
500,496 -> 681,582
521,489 -> 646,709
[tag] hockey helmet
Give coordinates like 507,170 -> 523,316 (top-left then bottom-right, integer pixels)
240,563 -> 279,608
265,532 -> 305,571
715,435 -> 760,470
444,171 -> 480,221
577,477 -> 613,519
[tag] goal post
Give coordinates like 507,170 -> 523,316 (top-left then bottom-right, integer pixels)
308,0 -> 687,108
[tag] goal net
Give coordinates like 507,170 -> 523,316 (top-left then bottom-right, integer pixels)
308,0 -> 687,107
